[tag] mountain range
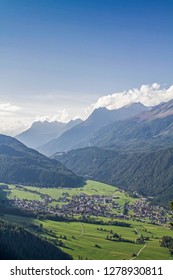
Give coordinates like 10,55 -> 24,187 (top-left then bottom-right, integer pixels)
37,102 -> 147,156
51,99 -> 173,207
0,134 -> 84,188
16,119 -> 82,149
87,99 -> 173,152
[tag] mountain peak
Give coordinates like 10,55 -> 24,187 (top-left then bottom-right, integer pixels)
38,101 -> 148,156
16,119 -> 82,149
124,101 -> 147,109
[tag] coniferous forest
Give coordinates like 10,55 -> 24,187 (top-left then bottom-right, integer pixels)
0,220 -> 72,260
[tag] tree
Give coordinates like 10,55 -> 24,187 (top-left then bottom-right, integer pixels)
59,240 -> 64,247
123,202 -> 129,215
170,201 -> 173,211
170,201 -> 173,229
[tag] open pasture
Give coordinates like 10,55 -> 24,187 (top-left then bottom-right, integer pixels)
3,214 -> 173,260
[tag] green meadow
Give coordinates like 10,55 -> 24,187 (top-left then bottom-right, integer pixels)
1,180 -> 173,260
7,185 -> 42,201
9,180 -> 138,205
2,214 -> 173,260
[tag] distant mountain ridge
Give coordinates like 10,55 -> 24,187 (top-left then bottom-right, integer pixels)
38,102 -> 147,156
0,134 -> 84,188
16,119 -> 82,149
137,99 -> 173,121
87,99 -> 173,152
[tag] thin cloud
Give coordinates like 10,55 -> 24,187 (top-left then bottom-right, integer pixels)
0,118 -> 28,136
0,102 -> 21,116
34,109 -> 71,123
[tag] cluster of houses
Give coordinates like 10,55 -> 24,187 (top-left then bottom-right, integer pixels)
8,187 -> 172,225
10,192 -> 119,218
52,193 -> 116,217
129,199 -> 172,224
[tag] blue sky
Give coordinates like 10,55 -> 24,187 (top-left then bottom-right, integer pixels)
0,0 -> 173,134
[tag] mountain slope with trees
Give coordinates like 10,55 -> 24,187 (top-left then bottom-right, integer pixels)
0,134 -> 84,188
0,220 -> 72,260
54,146 -> 173,206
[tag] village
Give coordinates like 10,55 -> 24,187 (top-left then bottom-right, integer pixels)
9,186 -> 172,225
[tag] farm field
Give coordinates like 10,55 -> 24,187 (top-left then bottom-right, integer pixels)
7,185 -> 42,201
1,180 -> 173,260
24,180 -> 137,205
2,213 -> 173,260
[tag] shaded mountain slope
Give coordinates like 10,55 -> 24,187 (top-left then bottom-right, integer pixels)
54,146 -> 173,206
0,220 -> 72,260
0,134 -> 84,188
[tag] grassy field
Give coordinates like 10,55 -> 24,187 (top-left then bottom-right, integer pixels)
1,184 -> 42,201
3,214 -> 173,260
1,180 -> 173,260
1,180 -> 138,207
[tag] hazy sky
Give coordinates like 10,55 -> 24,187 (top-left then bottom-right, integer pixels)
0,0 -> 173,135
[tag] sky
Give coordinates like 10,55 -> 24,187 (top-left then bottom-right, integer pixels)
0,0 -> 173,135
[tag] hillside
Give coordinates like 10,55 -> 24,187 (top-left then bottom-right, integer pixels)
54,146 -> 173,206
16,119 -> 82,149
88,99 -> 173,152
38,102 -> 147,156
0,134 -> 84,188
0,220 -> 72,260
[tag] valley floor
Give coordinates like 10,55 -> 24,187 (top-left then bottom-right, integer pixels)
0,180 -> 173,260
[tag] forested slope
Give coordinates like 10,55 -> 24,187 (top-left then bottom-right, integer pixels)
0,220 -> 72,260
